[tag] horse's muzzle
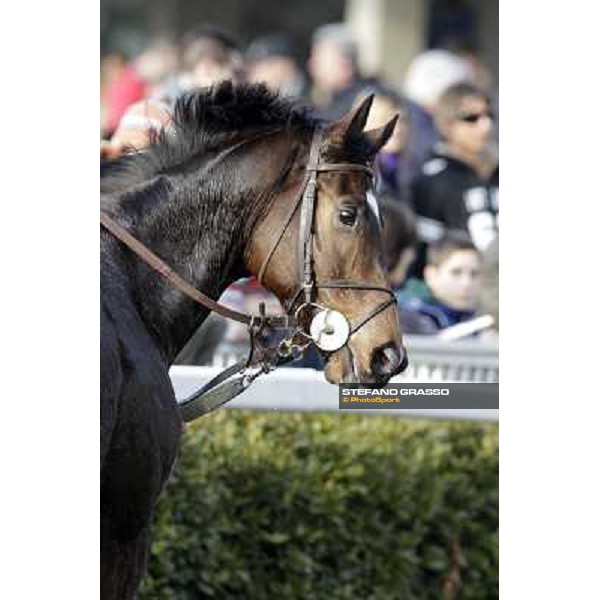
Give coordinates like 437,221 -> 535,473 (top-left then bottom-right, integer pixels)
370,343 -> 409,384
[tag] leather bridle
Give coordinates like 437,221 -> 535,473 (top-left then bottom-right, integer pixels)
256,126 -> 396,347
101,125 -> 397,421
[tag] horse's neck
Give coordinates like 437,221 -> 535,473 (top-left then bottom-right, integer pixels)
109,175 -> 249,363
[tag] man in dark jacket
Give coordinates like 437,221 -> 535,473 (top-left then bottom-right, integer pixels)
411,82 -> 498,277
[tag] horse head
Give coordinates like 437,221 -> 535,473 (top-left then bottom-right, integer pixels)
246,95 -> 408,384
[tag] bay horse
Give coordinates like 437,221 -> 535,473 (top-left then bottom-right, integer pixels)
100,81 -> 407,598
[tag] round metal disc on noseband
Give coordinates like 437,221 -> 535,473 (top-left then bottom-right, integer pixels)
309,309 -> 350,352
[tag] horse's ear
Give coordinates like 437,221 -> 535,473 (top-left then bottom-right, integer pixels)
335,94 -> 375,139
364,114 -> 399,153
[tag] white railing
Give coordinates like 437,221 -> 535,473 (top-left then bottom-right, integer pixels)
209,335 -> 499,383
170,336 -> 499,422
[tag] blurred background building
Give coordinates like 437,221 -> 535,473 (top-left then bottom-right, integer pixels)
101,0 -> 498,92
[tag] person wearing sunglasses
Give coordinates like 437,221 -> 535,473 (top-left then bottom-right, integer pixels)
410,82 -> 498,278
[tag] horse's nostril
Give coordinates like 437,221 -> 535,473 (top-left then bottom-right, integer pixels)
371,344 -> 407,381
381,347 -> 398,369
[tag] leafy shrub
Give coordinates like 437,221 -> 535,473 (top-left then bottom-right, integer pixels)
140,411 -> 498,599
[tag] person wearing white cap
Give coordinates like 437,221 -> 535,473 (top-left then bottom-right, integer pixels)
402,49 -> 475,170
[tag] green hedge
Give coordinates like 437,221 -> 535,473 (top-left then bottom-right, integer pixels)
140,411 -> 498,599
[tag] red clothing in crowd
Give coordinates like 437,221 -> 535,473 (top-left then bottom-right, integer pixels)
105,64 -> 147,134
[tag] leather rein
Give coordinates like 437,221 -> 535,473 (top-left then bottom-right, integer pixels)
100,125 -> 396,421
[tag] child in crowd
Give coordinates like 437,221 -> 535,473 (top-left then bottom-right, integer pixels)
396,232 -> 484,335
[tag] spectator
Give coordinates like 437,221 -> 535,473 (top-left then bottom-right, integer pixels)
135,38 -> 180,99
103,56 -> 147,136
101,53 -> 127,136
410,82 -> 498,277
307,23 -> 381,120
176,24 -> 244,93
246,34 -> 308,98
397,233 -> 484,335
402,49 -> 474,168
102,39 -> 179,137
379,197 -> 417,290
450,40 -> 499,143
101,99 -> 172,159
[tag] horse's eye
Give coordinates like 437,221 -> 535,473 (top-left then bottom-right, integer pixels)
339,208 -> 358,227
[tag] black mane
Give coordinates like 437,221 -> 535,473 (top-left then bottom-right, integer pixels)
101,82 -> 316,193
172,80 -> 315,148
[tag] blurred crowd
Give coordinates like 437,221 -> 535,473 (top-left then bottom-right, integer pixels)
100,22 -> 499,363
